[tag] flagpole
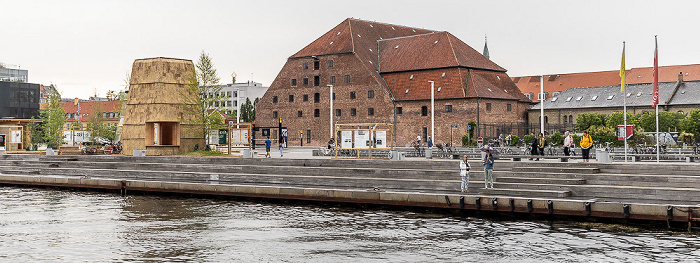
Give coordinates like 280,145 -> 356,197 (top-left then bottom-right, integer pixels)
654,35 -> 660,163
656,104 -> 659,162
621,42 -> 628,163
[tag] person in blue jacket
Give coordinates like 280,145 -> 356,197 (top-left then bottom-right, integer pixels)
264,137 -> 272,158
483,150 -> 495,188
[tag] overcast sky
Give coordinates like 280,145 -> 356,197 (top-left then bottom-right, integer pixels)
3,0 -> 699,99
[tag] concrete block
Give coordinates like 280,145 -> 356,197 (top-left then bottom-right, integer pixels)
304,189 -> 330,197
629,203 -> 667,217
235,185 -> 257,194
379,192 -> 410,202
127,180 -> 146,189
255,186 -> 281,195
407,193 -> 440,204
351,191 -> 379,200
594,202 -> 623,213
279,187 -> 305,196
331,190 -> 354,199
141,181 -> 163,189
216,185 -> 237,193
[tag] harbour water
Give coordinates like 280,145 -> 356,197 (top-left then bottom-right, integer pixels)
1,186 -> 699,262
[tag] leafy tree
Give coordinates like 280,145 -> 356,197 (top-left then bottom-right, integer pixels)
575,113 -> 605,132
523,134 -> 534,145
240,97 -> 255,122
548,131 -> 564,146
605,112 -> 638,129
680,110 -> 700,141
85,103 -> 116,142
182,51 -> 227,144
510,135 -> 519,146
40,86 -> 65,148
637,111 -> 685,132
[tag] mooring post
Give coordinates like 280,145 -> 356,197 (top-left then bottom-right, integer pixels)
121,180 -> 127,196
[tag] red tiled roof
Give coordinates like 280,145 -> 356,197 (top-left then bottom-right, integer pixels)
289,18 -> 527,103
61,100 -> 121,121
384,68 -> 529,102
378,32 -> 505,73
513,64 -> 700,102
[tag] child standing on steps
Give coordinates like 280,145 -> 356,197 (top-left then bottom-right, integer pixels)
460,155 -> 471,194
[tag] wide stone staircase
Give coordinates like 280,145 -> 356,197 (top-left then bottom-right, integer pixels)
0,155 -> 699,204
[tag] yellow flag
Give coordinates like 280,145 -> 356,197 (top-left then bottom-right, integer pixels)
620,42 -> 626,91
74,98 -> 79,105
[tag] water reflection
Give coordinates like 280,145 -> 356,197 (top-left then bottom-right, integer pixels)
1,186 -> 699,262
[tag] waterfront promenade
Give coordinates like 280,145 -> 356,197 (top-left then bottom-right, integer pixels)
0,148 -> 699,226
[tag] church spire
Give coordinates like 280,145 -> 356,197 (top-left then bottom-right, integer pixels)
483,35 -> 490,59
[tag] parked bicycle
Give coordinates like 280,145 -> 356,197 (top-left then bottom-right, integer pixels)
546,142 -> 559,156
411,141 -> 424,157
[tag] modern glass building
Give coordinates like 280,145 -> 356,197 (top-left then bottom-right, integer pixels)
0,81 -> 40,119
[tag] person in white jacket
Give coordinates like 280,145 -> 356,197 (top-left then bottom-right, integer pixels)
563,131 -> 574,156
460,155 -> 471,194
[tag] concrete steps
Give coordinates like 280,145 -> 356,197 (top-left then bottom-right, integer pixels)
512,167 -> 600,174
480,188 -> 572,198
497,177 -> 586,185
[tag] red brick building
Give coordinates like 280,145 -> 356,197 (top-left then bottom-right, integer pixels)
256,18 -> 531,146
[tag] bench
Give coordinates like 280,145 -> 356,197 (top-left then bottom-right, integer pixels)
498,155 -> 581,162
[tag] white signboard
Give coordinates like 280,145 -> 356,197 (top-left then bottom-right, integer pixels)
375,131 -> 387,148
209,130 -> 219,144
354,130 -> 370,148
341,131 -> 353,149
10,130 -> 22,143
63,131 -> 91,142
230,129 -> 249,144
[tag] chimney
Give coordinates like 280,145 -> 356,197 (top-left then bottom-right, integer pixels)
678,72 -> 684,83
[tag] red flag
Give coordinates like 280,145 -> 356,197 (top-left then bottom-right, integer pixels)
652,36 -> 659,107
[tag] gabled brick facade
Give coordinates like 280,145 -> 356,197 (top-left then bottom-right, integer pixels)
256,18 -> 531,147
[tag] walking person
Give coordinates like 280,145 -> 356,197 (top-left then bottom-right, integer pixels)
279,140 -> 284,158
529,132 -> 539,160
460,155 -> 471,194
563,131 -> 573,156
483,150 -> 494,188
427,136 -> 433,148
538,133 -> 546,157
580,130 -> 593,162
264,136 -> 272,158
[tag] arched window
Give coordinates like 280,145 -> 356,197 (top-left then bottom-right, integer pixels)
569,115 -> 573,123
421,106 -> 428,116
544,116 -> 549,123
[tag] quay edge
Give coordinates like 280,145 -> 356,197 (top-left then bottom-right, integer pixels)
0,173 -> 698,225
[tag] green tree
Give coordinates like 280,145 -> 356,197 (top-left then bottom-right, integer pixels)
575,113 -> 605,132
637,111 -> 685,132
182,51 -> 227,145
549,131 -> 564,146
240,97 -> 255,122
85,103 -> 116,142
680,110 -> 700,141
605,112 -> 638,129
40,86 -> 66,148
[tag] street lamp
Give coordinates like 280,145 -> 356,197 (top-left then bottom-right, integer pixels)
428,81 -> 435,144
327,84 -> 333,139
235,88 -> 242,127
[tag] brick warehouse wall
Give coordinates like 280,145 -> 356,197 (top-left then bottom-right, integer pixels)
394,98 -> 528,146
256,53 -> 394,146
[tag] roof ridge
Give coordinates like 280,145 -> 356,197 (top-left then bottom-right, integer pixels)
347,18 -> 437,32
348,19 -> 355,54
376,31 -> 443,42
445,32 -> 460,68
